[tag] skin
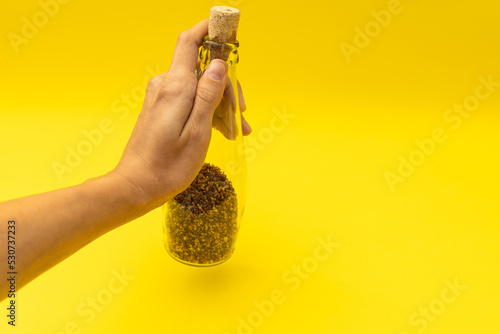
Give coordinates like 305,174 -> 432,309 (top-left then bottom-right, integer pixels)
0,19 -> 251,301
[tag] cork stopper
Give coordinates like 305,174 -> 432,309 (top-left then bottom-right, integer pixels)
209,6 -> 240,43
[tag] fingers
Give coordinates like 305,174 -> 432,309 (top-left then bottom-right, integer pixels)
169,19 -> 208,77
185,59 -> 228,138
242,115 -> 252,135
213,115 -> 234,140
142,18 -> 251,143
238,81 -> 246,112
237,81 -> 251,135
213,79 -> 251,138
142,20 -> 208,137
143,72 -> 167,109
214,76 -> 236,118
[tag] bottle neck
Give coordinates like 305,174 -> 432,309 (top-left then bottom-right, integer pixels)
199,36 -> 239,71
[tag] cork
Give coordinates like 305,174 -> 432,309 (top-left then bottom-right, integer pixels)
209,6 -> 240,43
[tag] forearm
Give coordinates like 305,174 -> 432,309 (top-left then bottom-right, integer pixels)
0,171 -> 155,299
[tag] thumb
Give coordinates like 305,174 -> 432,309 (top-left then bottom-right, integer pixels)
188,59 -> 228,133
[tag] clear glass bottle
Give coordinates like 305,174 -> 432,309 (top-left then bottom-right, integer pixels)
162,36 -> 246,266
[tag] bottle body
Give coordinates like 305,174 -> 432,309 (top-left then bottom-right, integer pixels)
162,37 -> 246,266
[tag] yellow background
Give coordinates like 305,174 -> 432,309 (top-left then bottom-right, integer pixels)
1,0 -> 499,333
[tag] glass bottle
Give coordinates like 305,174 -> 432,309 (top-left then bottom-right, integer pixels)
162,35 -> 247,266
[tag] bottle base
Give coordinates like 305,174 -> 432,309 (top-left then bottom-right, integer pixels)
164,243 -> 235,267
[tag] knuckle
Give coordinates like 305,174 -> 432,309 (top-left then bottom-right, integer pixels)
153,73 -> 197,106
155,75 -> 182,99
146,74 -> 164,92
176,31 -> 191,45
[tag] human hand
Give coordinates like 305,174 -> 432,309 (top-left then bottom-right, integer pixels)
113,19 -> 251,208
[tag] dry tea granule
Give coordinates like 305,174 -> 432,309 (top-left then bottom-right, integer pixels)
166,163 -> 238,265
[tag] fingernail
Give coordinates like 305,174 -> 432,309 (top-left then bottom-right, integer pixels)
207,60 -> 227,81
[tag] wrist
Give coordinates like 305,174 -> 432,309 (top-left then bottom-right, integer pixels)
106,166 -> 174,215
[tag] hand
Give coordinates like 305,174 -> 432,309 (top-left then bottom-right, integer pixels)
0,19 -> 255,296
113,19 -> 251,208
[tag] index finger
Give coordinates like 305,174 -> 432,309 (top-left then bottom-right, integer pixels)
169,19 -> 208,76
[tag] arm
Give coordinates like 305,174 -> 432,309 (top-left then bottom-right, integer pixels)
0,19 -> 250,300
0,172 -> 149,299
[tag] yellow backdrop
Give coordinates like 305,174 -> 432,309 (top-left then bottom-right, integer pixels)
1,0 -> 499,333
